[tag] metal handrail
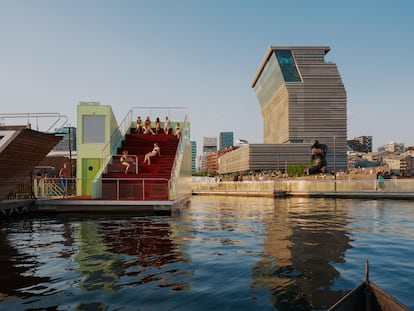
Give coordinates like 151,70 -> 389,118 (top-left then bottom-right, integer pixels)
130,107 -> 189,121
109,154 -> 139,174
274,178 -> 414,193
101,177 -> 170,200
192,180 -> 275,194
37,176 -> 170,200
100,109 -> 133,165
0,112 -> 68,132
191,178 -> 414,194
168,114 -> 189,200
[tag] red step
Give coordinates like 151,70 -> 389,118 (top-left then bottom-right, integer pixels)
102,132 -> 178,200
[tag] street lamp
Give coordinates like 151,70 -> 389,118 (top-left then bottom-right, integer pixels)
333,136 -> 337,191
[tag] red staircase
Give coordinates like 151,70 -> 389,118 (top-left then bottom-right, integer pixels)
102,129 -> 179,200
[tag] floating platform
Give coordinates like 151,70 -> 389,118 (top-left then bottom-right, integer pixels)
34,195 -> 191,215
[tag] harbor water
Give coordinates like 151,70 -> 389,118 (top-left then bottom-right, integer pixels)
0,196 -> 413,310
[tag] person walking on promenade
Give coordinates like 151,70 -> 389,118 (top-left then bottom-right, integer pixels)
377,170 -> 385,191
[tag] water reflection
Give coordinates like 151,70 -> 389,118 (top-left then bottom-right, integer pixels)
1,197 -> 413,310
251,198 -> 352,310
0,220 -> 52,301
75,222 -> 124,293
0,215 -> 190,310
99,218 -> 191,290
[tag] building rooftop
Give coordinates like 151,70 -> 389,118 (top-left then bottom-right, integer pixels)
250,45 -> 331,88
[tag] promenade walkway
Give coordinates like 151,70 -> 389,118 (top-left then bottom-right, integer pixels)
192,178 -> 414,200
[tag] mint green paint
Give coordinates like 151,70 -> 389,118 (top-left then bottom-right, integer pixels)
82,158 -> 101,195
76,103 -> 125,196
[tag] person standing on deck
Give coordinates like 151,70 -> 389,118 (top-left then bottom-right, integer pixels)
59,162 -> 71,198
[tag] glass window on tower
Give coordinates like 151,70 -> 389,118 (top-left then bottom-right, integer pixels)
82,115 -> 105,143
274,50 -> 302,82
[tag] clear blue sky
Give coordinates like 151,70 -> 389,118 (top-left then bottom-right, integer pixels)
1,0 -> 413,154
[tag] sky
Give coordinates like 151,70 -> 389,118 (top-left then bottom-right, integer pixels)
1,0 -> 413,155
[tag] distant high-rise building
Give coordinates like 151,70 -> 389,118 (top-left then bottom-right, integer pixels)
198,155 -> 206,173
203,137 -> 217,154
191,141 -> 197,173
219,132 -> 234,150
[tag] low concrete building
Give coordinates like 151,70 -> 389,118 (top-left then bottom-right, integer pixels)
218,144 -> 310,175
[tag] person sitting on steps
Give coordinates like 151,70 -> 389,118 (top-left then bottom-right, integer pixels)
175,123 -> 181,139
120,150 -> 136,173
164,116 -> 170,135
143,116 -> 155,134
155,117 -> 161,134
143,143 -> 161,165
135,116 -> 142,133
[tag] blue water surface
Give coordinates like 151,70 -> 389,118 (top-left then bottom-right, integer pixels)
0,197 -> 413,310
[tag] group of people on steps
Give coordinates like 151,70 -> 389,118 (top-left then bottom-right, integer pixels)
120,115 -> 182,173
135,116 -> 181,139
120,142 -> 161,174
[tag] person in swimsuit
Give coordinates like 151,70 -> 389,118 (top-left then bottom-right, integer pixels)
120,150 -> 135,173
175,123 -> 181,139
155,117 -> 161,134
143,116 -> 155,134
143,143 -> 161,165
164,116 -> 170,135
135,116 -> 142,133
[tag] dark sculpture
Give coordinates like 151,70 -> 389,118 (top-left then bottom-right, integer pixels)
305,139 -> 328,175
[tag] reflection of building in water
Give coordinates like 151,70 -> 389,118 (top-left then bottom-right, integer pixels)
0,223 -> 52,300
100,219 -> 191,290
251,198 -> 352,309
75,222 -> 124,293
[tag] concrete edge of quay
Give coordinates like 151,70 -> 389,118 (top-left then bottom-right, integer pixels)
285,191 -> 414,200
192,190 -> 414,200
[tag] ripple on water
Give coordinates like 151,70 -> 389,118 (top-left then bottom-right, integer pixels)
1,197 -> 414,310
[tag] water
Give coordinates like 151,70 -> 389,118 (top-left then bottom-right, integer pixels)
0,196 -> 413,310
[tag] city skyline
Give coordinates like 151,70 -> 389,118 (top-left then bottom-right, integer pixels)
1,1 -> 413,156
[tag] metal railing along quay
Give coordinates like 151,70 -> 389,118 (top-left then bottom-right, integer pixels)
192,178 -> 414,198
192,180 -> 275,196
276,179 -> 414,193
